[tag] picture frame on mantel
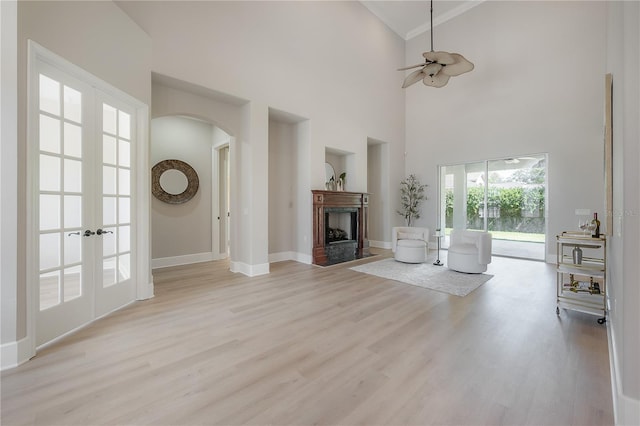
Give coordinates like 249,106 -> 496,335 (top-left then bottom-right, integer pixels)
604,73 -> 613,236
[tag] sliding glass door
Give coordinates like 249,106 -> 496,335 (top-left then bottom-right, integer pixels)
439,154 -> 547,260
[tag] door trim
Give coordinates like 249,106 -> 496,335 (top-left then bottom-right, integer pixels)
26,41 -> 152,357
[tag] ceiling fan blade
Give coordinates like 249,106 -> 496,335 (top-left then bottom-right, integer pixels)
423,51 -> 455,65
423,72 -> 450,88
440,53 -> 474,76
402,68 -> 426,88
423,62 -> 442,77
397,63 -> 426,71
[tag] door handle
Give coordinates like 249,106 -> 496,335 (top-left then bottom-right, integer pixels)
68,231 -> 81,236
83,229 -> 95,237
96,228 -> 113,235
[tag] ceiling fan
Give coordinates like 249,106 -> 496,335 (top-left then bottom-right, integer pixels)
398,0 -> 474,88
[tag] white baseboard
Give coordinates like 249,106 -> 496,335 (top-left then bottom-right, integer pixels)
152,252 -> 215,269
370,240 -> 392,249
137,280 -> 155,301
608,320 -> 640,426
269,251 -> 312,265
230,261 -> 270,277
1,336 -> 34,371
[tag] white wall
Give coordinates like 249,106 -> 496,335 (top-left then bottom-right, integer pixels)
117,0 -> 406,266
606,1 -> 640,423
151,116 -> 213,260
3,0 -> 151,362
404,1 -> 606,256
268,120 -> 296,257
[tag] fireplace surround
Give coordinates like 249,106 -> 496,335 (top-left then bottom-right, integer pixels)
312,190 -> 370,266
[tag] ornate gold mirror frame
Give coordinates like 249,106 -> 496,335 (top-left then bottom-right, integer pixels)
151,159 -> 199,204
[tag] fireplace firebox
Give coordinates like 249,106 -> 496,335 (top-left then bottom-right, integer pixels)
312,190 -> 370,266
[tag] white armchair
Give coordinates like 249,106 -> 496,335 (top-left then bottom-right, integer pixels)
447,229 -> 492,273
392,227 -> 429,263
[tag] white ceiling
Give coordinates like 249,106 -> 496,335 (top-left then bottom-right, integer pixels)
360,1 -> 484,40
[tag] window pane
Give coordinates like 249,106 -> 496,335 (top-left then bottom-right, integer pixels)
103,257 -> 117,287
119,197 -> 130,224
103,104 -> 117,135
119,169 -> 130,196
119,140 -> 130,167
64,232 -> 81,265
118,111 -> 131,139
64,159 -> 82,193
64,195 -> 82,229
40,271 -> 60,310
40,232 -> 60,270
103,166 -> 117,195
119,254 -> 131,281
40,155 -> 60,192
63,86 -> 82,123
40,194 -> 60,231
39,114 -> 61,154
64,123 -> 82,158
118,225 -> 130,253
103,228 -> 116,257
103,135 -> 117,165
103,196 -> 117,226
39,74 -> 60,116
63,266 -> 82,301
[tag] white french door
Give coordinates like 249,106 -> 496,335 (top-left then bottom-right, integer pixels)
32,55 -> 136,346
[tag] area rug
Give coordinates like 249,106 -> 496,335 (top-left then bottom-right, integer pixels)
349,257 -> 493,297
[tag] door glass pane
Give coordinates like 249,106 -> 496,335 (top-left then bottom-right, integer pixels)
64,233 -> 81,265
103,104 -> 117,135
40,233 -> 60,270
119,197 -> 130,224
40,194 -> 60,230
40,271 -> 60,310
103,135 -> 117,165
119,254 -> 131,281
64,195 -> 82,229
63,266 -> 82,301
64,123 -> 82,158
103,229 -> 116,257
119,169 -> 130,196
118,225 -> 130,253
40,155 -> 61,192
64,159 -> 82,193
39,115 -> 61,154
103,196 -> 117,225
103,166 -> 117,195
118,111 -> 131,139
119,140 -> 130,167
103,257 -> 117,287
39,74 -> 60,116
63,85 -> 82,123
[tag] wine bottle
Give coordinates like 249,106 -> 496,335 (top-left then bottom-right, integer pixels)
591,212 -> 601,238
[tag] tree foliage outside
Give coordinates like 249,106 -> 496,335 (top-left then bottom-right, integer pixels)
397,174 -> 427,227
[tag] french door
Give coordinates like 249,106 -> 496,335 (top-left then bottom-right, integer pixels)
33,57 -> 136,346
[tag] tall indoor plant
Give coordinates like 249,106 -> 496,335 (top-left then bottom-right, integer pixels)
397,174 -> 427,226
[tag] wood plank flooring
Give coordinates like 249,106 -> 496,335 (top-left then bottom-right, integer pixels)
1,250 -> 614,425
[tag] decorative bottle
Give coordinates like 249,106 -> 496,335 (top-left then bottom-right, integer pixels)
572,246 -> 583,265
591,212 -> 601,238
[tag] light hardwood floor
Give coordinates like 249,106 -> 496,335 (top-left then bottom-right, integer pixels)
1,250 -> 614,425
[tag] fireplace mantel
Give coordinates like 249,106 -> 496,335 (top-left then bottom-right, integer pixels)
312,190 -> 370,266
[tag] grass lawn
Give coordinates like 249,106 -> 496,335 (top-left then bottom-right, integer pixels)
445,228 -> 545,243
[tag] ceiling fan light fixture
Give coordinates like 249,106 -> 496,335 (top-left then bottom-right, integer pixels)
398,0 -> 473,88
423,73 -> 450,88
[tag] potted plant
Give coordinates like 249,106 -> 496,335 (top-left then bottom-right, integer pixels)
397,174 -> 427,226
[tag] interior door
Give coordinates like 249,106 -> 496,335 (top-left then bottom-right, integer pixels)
33,60 -> 137,346
35,65 -> 94,346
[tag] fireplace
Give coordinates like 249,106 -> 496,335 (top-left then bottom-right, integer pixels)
312,190 -> 370,266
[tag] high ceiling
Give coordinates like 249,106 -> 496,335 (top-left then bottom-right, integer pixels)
360,1 -> 484,40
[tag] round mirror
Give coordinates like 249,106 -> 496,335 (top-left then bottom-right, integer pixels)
325,162 -> 335,182
152,159 -> 199,204
159,169 -> 189,195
